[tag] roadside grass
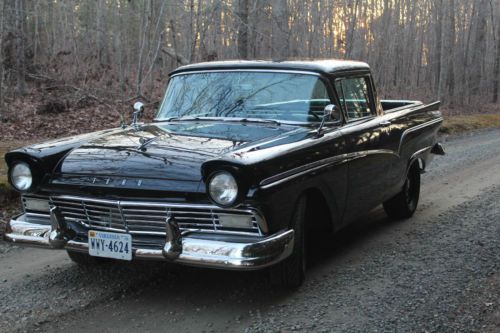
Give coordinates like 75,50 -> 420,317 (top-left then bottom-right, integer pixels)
440,113 -> 500,134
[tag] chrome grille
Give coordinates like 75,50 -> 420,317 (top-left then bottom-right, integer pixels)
23,195 -> 263,236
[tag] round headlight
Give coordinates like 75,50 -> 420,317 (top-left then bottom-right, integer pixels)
10,162 -> 33,191
208,172 -> 238,206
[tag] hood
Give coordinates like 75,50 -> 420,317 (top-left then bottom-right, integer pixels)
58,121 -> 298,182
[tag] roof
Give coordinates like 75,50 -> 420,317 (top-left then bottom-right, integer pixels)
169,59 -> 370,76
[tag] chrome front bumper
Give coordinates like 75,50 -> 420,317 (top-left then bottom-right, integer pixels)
4,214 -> 294,270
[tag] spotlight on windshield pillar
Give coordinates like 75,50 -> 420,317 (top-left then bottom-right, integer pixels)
131,101 -> 145,129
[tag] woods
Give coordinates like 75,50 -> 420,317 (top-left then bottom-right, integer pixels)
0,0 -> 499,123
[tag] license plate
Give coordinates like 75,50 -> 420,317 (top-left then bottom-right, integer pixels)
88,230 -> 132,261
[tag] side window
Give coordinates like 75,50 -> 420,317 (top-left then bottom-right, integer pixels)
335,77 -> 373,120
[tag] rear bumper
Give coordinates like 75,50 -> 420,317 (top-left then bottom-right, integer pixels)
4,214 -> 294,270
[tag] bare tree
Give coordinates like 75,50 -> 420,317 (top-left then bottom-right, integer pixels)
271,0 -> 289,59
14,0 -> 25,95
493,1 -> 500,103
0,0 -> 497,110
470,0 -> 488,98
0,0 -> 5,119
236,0 -> 249,59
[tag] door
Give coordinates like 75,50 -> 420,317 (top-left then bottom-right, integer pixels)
335,75 -> 394,223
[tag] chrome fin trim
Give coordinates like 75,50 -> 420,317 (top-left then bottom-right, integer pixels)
398,117 -> 443,155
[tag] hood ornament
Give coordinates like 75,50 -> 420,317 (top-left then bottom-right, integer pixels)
131,101 -> 145,130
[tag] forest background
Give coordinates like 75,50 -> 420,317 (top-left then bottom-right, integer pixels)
0,0 -> 499,140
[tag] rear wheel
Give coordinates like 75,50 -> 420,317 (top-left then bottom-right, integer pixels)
383,164 -> 421,219
269,196 -> 307,289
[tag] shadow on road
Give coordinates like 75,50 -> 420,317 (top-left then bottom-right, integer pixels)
71,205 -> 396,299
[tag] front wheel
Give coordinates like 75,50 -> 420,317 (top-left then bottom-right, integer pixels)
269,196 -> 307,289
383,164 -> 421,219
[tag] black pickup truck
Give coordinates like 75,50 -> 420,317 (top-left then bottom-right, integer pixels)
4,60 -> 444,287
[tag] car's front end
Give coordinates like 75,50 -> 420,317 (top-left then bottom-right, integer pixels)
4,66 -> 338,272
3,118 -> 305,269
6,192 -> 294,269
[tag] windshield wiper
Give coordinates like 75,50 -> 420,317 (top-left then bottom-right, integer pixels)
161,116 -> 281,126
166,116 -> 201,122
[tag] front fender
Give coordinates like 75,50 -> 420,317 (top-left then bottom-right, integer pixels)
251,163 -> 347,233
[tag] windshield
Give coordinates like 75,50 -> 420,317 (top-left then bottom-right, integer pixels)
155,71 -> 332,123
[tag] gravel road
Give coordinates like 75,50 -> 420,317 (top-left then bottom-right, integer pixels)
0,129 -> 499,333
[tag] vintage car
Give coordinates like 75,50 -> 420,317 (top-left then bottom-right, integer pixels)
4,60 -> 444,287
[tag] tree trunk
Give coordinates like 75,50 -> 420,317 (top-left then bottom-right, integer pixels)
96,0 -> 109,68
345,0 -> 360,59
493,4 -> 500,103
438,0 -> 448,104
435,0 -> 443,95
271,0 -> 289,59
136,1 -> 150,96
463,2 -> 476,105
0,0 -> 5,119
470,0 -> 488,99
446,0 -> 456,104
15,0 -> 26,95
236,0 -> 249,59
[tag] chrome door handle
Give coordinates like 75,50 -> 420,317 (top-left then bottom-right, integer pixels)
379,120 -> 391,126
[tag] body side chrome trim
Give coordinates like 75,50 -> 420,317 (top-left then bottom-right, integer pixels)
259,149 -> 398,189
410,146 -> 432,161
398,117 -> 443,155
409,146 -> 433,171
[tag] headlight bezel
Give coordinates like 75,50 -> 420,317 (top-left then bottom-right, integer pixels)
207,171 -> 240,207
9,161 -> 35,192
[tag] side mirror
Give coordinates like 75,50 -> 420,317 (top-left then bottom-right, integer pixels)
323,104 -> 335,119
316,104 -> 337,137
131,101 -> 145,129
327,104 -> 341,122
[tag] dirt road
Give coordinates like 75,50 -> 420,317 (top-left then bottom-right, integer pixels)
1,129 -> 499,333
